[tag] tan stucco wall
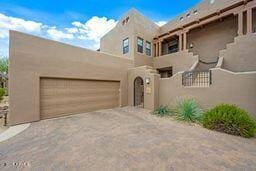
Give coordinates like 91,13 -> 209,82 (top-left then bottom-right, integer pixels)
9,31 -> 133,125
9,2 -> 256,126
100,9 -> 159,67
127,66 -> 159,110
159,69 -> 256,118
187,15 -> 237,62
222,33 -> 256,72
100,13 -> 135,58
132,10 -> 159,67
253,8 -> 256,32
153,51 -> 198,74
134,53 -> 153,67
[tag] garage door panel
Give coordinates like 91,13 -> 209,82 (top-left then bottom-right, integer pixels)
41,94 -> 119,108
40,78 -> 120,119
41,101 -> 118,118
42,79 -> 119,89
41,90 -> 119,100
41,89 -> 119,97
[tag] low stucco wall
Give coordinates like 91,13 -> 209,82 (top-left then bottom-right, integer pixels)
153,51 -> 198,74
159,68 -> 256,118
9,31 -> 133,125
127,66 -> 159,110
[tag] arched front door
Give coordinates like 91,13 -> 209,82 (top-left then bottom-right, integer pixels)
134,77 -> 144,107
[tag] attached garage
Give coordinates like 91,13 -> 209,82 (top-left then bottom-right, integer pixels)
40,78 -> 120,119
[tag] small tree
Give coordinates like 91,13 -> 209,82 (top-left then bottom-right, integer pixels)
0,57 -> 9,74
0,57 -> 9,90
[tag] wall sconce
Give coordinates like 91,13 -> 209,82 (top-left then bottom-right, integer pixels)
189,43 -> 194,49
145,77 -> 150,85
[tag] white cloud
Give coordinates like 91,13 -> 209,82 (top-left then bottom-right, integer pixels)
155,21 -> 167,27
71,16 -> 117,42
0,13 -> 117,56
65,27 -> 79,34
72,21 -> 84,27
0,13 -> 43,38
47,28 -> 74,41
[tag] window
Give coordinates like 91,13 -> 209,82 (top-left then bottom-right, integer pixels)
180,17 -> 184,21
158,67 -> 173,78
168,41 -> 178,54
137,37 -> 143,53
194,10 -> 198,15
122,17 -> 130,26
123,38 -> 129,54
126,17 -> 129,23
186,13 -> 191,18
146,41 -> 151,56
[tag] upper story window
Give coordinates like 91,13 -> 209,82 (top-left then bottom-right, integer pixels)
123,38 -> 129,54
122,17 -> 130,26
137,37 -> 143,53
146,41 -> 151,56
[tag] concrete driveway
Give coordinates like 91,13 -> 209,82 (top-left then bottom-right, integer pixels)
0,107 -> 256,170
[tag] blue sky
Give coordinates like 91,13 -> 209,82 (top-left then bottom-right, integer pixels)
0,0 -> 201,57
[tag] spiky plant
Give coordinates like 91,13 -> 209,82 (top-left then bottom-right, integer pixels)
173,99 -> 203,122
153,105 -> 172,117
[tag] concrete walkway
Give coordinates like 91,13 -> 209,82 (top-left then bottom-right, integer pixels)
0,107 -> 255,170
0,123 -> 30,142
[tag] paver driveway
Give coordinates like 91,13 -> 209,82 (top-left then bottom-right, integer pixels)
0,107 -> 256,170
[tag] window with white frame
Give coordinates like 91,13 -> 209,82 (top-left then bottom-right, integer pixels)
123,38 -> 129,54
137,37 -> 143,53
146,41 -> 151,56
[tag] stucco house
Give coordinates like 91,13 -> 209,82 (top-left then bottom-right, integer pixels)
8,0 -> 256,125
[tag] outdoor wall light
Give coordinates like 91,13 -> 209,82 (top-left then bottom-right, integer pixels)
145,77 -> 150,84
189,43 -> 194,48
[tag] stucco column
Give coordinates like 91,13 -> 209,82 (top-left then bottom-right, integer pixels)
154,43 -> 156,57
179,34 -> 182,51
247,8 -> 252,34
156,42 -> 159,57
159,41 -> 162,56
238,12 -> 243,36
183,32 -> 187,50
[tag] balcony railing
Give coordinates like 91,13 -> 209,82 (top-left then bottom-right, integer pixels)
182,70 -> 212,87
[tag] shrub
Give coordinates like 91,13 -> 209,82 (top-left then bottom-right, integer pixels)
202,104 -> 256,138
173,99 -> 203,122
153,105 -> 172,117
0,88 -> 5,101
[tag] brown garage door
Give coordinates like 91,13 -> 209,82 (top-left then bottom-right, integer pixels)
40,78 -> 120,119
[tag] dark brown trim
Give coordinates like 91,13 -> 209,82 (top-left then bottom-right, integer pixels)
133,76 -> 144,107
154,0 -> 252,39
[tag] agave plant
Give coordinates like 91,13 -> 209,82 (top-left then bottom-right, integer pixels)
173,99 -> 203,122
153,105 -> 172,117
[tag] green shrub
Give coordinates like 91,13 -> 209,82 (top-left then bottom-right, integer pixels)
153,105 -> 172,117
173,99 -> 203,122
0,88 -> 5,101
202,104 -> 256,138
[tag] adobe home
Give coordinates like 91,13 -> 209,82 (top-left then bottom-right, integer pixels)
8,0 -> 256,125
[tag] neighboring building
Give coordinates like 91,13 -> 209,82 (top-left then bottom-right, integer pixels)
9,0 -> 256,125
